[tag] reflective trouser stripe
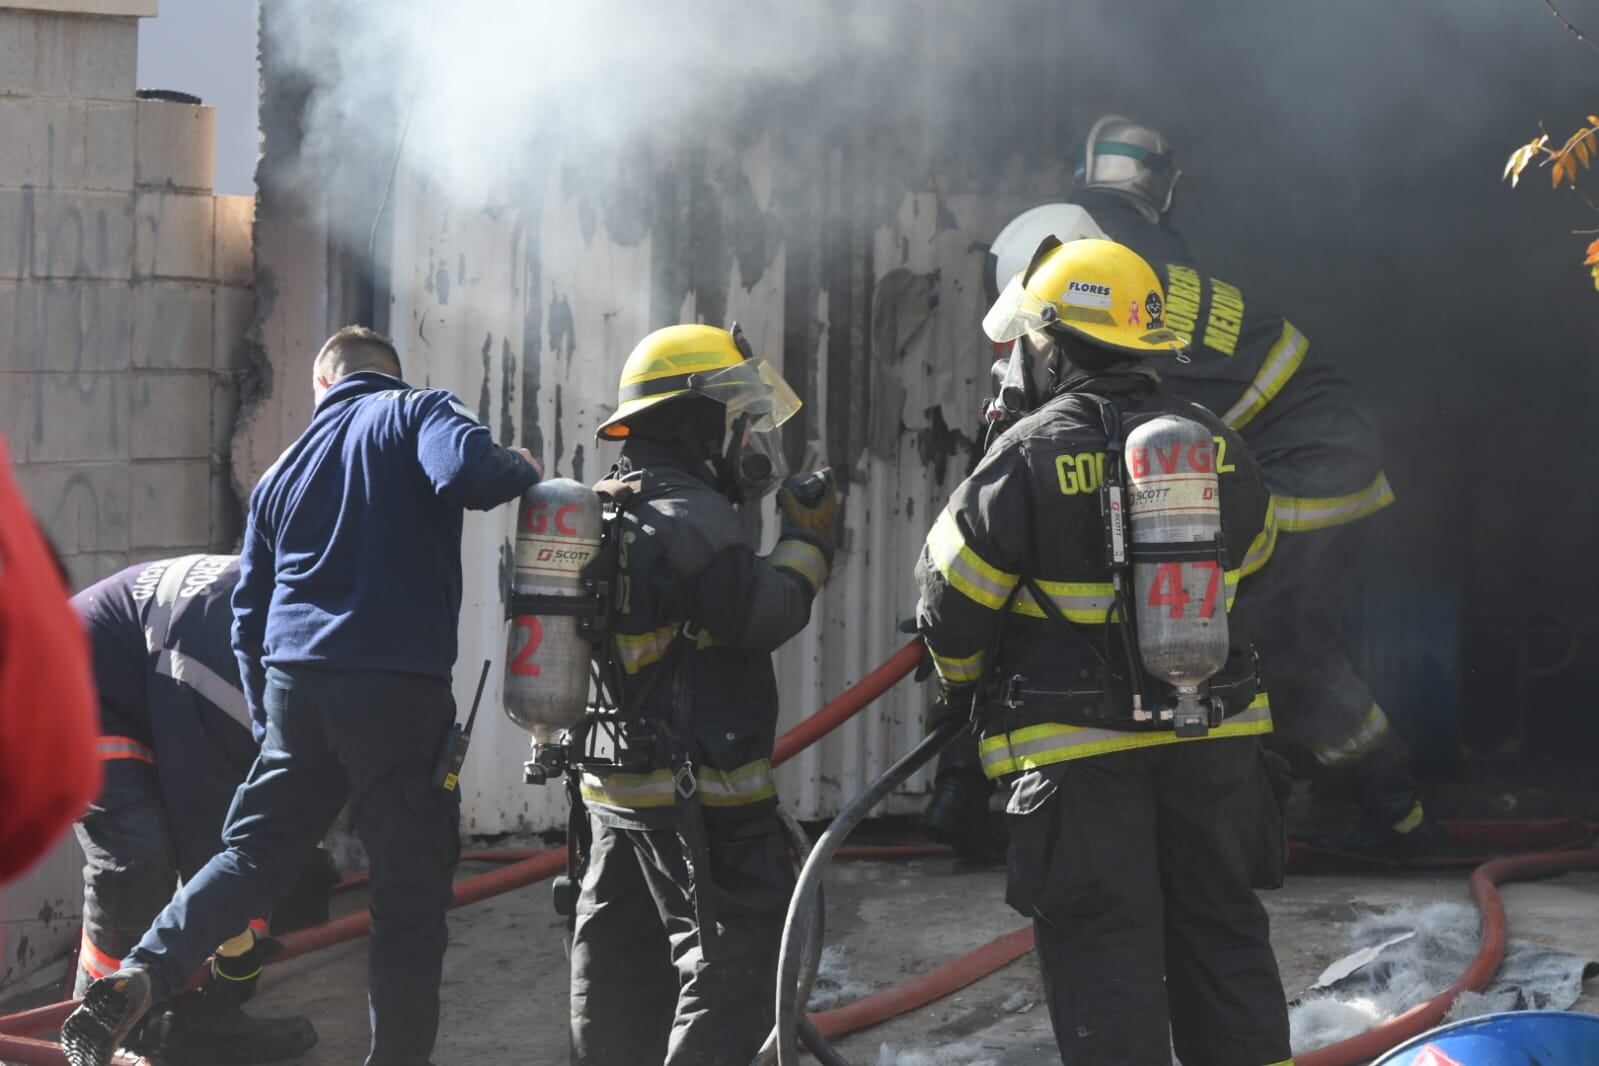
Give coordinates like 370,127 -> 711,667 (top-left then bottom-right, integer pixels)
1241,497 -> 1278,579
79,928 -> 121,979
1222,321 -> 1309,430
1275,473 -> 1396,532
770,538 -> 830,595
925,510 -> 1019,611
1312,702 -> 1391,768
581,758 -> 777,810
1392,801 -> 1426,835
979,695 -> 1273,779
97,736 -> 155,764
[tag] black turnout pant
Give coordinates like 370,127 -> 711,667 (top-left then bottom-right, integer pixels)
1004,737 -> 1293,1066
569,813 -> 794,1066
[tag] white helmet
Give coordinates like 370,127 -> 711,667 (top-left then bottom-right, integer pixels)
986,203 -> 1107,302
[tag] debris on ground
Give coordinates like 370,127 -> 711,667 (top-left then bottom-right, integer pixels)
808,945 -> 877,1011
1289,902 -> 1598,1054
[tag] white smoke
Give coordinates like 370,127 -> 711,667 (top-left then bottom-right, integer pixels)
264,0 -> 907,248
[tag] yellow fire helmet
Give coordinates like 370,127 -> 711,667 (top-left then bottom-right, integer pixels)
982,237 -> 1188,358
596,323 -> 802,441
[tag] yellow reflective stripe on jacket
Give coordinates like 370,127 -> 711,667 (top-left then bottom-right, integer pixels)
1276,473 -> 1395,532
613,624 -> 679,675
925,510 -> 1019,611
580,758 -> 777,810
1221,321 -> 1308,430
613,625 -> 719,675
1313,702 -> 1392,768
1011,578 -> 1116,623
1240,497 -> 1278,579
1012,569 -> 1241,623
931,647 -> 986,685
770,537 -> 830,595
979,694 -> 1273,778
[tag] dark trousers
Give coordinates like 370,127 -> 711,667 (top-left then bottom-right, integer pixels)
1252,524 -> 1420,825
127,667 -> 460,1066
1005,738 -> 1292,1066
569,814 -> 794,1066
74,759 -> 178,996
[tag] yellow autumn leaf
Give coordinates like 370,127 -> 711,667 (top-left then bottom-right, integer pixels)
1578,138 -> 1593,168
1588,114 -> 1599,126
1551,155 -> 1567,187
1591,262 -> 1599,292
1506,142 -> 1540,185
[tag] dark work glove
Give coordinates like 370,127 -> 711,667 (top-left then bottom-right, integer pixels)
927,683 -> 975,731
777,469 -> 840,550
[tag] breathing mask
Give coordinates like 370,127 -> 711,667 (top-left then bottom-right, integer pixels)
687,333 -> 802,500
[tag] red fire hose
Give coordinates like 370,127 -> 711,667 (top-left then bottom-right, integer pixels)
4,636 -> 1597,1066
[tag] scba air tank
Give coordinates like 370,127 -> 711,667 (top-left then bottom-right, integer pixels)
1124,415 -> 1230,734
505,478 -> 603,742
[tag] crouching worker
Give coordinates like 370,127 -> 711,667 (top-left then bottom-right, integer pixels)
570,324 -> 837,1066
62,326 -> 542,1066
71,553 -> 335,1063
915,239 -> 1294,1065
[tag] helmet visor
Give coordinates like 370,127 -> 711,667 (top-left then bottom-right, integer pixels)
689,357 -> 802,432
983,272 -> 1060,343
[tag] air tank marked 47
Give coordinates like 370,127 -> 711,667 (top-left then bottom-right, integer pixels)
1124,415 -> 1230,736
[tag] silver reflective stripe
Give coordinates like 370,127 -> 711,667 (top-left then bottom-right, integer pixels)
143,555 -> 203,655
1221,322 -> 1308,429
157,649 -> 252,733
1314,702 -> 1391,768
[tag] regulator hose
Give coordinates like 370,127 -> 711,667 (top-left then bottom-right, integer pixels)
768,715 -> 966,1066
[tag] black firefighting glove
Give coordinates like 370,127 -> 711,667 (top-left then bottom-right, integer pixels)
777,469 -> 840,555
926,682 -> 975,731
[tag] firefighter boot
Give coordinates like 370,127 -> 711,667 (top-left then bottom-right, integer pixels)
144,984 -> 318,1065
1311,773 -> 1443,859
61,967 -> 154,1066
922,767 -> 1006,863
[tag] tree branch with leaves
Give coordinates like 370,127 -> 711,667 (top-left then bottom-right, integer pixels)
1506,2 -> 1599,289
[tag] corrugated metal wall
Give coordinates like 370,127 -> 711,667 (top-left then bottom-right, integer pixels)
345,13 -> 1080,831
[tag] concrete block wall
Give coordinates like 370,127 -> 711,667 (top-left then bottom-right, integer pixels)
0,0 -> 252,998
0,1 -> 253,590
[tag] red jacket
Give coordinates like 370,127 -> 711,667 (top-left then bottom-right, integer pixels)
0,432 -> 100,883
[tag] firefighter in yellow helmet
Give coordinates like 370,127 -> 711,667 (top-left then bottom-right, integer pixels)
571,323 -> 837,1065
915,239 -> 1294,1065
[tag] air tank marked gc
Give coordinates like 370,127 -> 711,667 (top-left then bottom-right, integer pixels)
504,478 -> 606,745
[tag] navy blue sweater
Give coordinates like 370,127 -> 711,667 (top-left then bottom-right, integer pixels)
233,373 -> 538,733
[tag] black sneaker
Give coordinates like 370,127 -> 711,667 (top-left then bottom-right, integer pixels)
61,967 -> 153,1066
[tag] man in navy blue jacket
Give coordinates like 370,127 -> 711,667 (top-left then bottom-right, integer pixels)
64,326 -> 542,1066
71,554 -> 324,1064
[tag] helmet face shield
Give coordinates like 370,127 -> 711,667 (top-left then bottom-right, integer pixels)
689,357 -> 802,433
983,271 -> 1061,343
